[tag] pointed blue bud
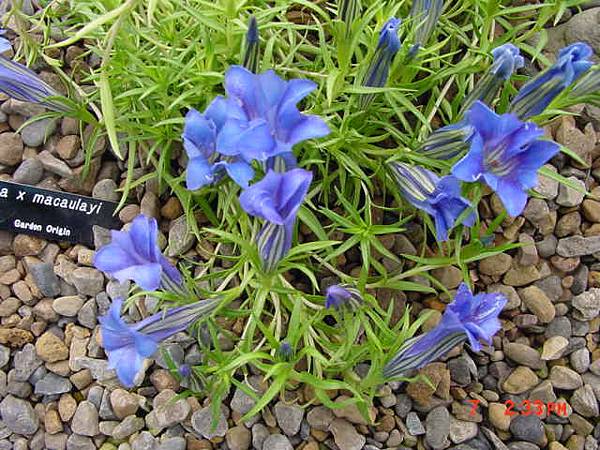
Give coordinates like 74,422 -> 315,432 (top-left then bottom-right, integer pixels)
276,341 -> 294,361
0,56 -> 71,112
359,17 -> 401,108
509,42 -> 593,119
384,283 -> 506,379
242,16 -> 260,73
0,29 -> 10,54
409,0 -> 444,55
325,284 -> 363,311
389,162 -> 475,241
178,364 -> 192,378
461,43 -> 524,113
416,121 -> 475,160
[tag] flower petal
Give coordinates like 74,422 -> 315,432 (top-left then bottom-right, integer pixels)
223,161 -> 255,188
186,156 -> 217,190
495,177 -> 528,217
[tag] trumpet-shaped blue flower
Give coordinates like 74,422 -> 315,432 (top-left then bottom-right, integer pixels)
360,18 -> 401,107
409,0 -> 443,56
325,284 -> 363,310
184,66 -> 329,190
100,297 -> 220,387
462,43 -> 524,113
239,169 -> 312,271
389,162 -> 475,241
452,101 -> 560,217
384,283 -> 506,379
510,42 -> 593,119
0,53 -> 70,112
224,66 -> 330,156
94,214 -> 182,291
242,16 -> 260,73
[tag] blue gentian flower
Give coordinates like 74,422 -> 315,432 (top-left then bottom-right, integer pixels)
100,297 -> 220,387
239,168 -> 312,271
384,283 -> 506,379
183,104 -> 259,190
360,17 -> 402,107
451,101 -> 560,217
389,162 -> 475,241
94,214 -> 182,291
510,42 -> 593,119
408,0 -> 443,56
184,66 -> 329,190
0,52 -> 70,112
571,67 -> 600,98
462,43 -> 524,113
420,44 -> 524,160
225,66 -> 330,156
242,16 -> 260,73
325,284 -> 363,310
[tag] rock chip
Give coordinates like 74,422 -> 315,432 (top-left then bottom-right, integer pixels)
0,395 -> 39,435
504,265 -> 541,287
504,343 -> 543,369
503,366 -> 539,394
550,366 -> 583,390
109,389 -> 139,420
329,418 -> 365,450
225,425 -> 251,450
273,401 -> 304,436
27,261 -> 60,297
425,406 -> 450,448
406,411 -> 426,435
70,401 -> 99,436
479,253 -> 512,276
519,286 -> 555,323
306,405 -> 334,431
12,158 -> 43,184
21,118 -> 57,147
509,415 -> 546,446
52,296 -> 85,317
449,418 -> 478,444
71,268 -> 104,296
35,331 -> 68,362
557,236 -> 600,257
572,289 -> 600,320
556,176 -> 585,207
541,336 -> 569,360
167,216 -> 196,257
152,389 -> 191,429
34,373 -> 72,395
191,407 -> 228,439
488,402 -> 511,431
111,415 -> 144,440
0,132 -> 23,166
570,385 -> 599,417
261,433 -> 293,450
13,343 -> 42,381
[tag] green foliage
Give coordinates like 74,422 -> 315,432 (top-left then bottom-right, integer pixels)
10,0 -> 591,416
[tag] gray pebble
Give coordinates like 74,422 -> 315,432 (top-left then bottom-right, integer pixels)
12,158 -> 44,185
406,411 -> 425,435
71,401 -> 99,436
191,407 -> 228,439
66,433 -> 95,450
34,373 -> 72,395
274,401 -> 304,436
0,395 -> 39,435
13,343 -> 42,381
425,406 -> 450,448
261,433 -> 293,450
112,415 -> 145,440
570,349 -> 591,373
21,118 -> 57,147
28,262 -> 60,297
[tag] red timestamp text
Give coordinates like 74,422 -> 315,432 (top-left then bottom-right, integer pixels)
467,399 -> 568,417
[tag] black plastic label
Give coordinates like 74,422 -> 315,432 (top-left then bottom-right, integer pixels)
0,181 -> 121,246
